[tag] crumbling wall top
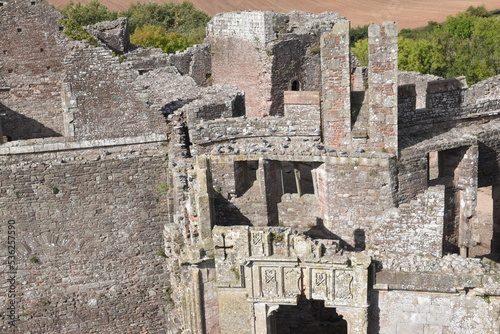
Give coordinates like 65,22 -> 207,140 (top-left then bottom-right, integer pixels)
85,17 -> 130,54
207,10 -> 345,43
464,74 -> 500,104
207,11 -> 281,43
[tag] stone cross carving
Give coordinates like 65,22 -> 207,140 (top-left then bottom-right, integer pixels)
215,233 -> 233,260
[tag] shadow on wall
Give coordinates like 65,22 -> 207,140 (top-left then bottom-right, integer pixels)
214,192 -> 252,226
0,104 -> 62,140
367,290 -> 381,334
304,218 -> 366,251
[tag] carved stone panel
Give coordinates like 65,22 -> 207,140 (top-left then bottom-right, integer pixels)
334,270 -> 353,303
250,230 -> 266,256
311,269 -> 332,300
213,226 -> 249,288
261,267 -> 279,297
282,267 -> 302,298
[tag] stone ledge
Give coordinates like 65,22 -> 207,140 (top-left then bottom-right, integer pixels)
375,270 -> 484,293
283,91 -> 320,105
0,134 -> 168,155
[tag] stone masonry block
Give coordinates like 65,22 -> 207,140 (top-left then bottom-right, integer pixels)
283,91 -> 320,105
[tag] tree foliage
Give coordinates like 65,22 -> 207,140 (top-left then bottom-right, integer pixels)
60,0 -> 210,53
130,25 -> 190,53
61,0 -> 117,26
59,18 -> 100,47
351,6 -> 500,85
122,1 -> 210,34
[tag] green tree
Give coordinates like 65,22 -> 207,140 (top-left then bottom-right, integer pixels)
465,5 -> 490,17
60,0 -> 211,54
350,24 -> 369,45
121,1 -> 210,34
351,38 -> 368,66
59,18 -> 99,46
398,37 -> 447,76
61,0 -> 117,26
130,25 -> 190,53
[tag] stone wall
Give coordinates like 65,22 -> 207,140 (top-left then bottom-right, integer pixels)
372,185 -> 445,257
269,35 -> 320,115
0,140 -> 182,333
322,156 -> 398,248
63,46 -> 167,140
0,0 -> 71,140
465,74 -> 500,103
398,76 -> 500,133
208,36 -> 272,117
207,11 -> 279,44
368,22 -> 398,153
426,77 -> 467,111
320,20 -> 351,150
398,71 -> 442,109
369,290 -> 500,334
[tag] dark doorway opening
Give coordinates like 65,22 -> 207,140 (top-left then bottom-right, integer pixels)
274,299 -> 347,334
291,80 -> 300,91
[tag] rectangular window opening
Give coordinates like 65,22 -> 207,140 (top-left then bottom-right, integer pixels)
234,160 -> 258,197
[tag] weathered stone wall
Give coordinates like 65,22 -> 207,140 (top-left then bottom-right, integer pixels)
398,71 -> 442,109
208,11 -> 342,118
399,76 -> 500,134
0,0 -> 71,140
465,74 -> 500,103
208,36 -> 272,117
0,141 -> 181,333
372,185 -> 445,257
369,290 -> 500,334
283,91 -> 320,120
320,20 -> 351,150
368,22 -> 398,153
63,46 -> 167,140
323,156 -> 398,248
426,77 -> 467,111
207,11 -> 279,44
269,36 -> 319,115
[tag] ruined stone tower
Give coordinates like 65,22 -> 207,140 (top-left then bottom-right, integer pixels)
1,1 -> 500,333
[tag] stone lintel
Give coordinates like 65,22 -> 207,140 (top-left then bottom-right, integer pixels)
283,91 -> 320,105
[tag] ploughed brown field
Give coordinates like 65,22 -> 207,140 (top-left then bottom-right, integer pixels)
47,0 -> 500,29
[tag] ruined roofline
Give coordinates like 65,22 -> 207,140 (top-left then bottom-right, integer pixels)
207,10 -> 345,43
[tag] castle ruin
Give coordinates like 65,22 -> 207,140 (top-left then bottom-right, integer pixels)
1,1 -> 500,333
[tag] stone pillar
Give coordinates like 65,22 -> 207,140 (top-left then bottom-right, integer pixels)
264,160 -> 280,226
196,156 -> 215,243
337,307 -> 368,334
321,20 -> 351,150
492,185 -> 500,253
336,253 -> 371,334
252,303 -> 278,334
456,145 -> 478,256
181,267 -> 206,334
368,22 -> 398,153
293,162 -> 302,197
0,110 -> 3,144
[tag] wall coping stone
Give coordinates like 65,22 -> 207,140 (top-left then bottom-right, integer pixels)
0,134 -> 168,155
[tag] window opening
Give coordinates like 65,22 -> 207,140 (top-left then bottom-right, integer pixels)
235,161 -> 258,197
291,80 -> 300,91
